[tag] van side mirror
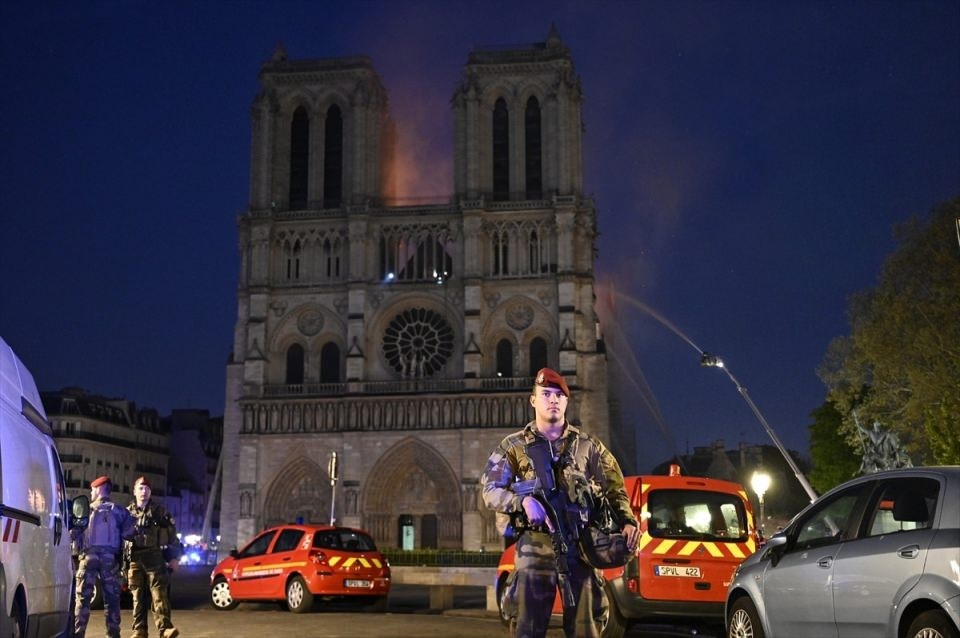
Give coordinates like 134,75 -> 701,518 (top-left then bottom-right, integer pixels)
70,495 -> 90,529
229,549 -> 240,559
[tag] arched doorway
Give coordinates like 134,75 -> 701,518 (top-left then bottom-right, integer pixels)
262,456 -> 333,528
362,438 -> 462,549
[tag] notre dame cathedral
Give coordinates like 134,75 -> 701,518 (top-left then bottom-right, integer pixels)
219,26 -> 629,554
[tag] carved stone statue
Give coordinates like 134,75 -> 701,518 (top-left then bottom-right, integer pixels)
858,420 -> 913,474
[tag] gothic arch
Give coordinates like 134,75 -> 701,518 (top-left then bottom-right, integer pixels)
522,332 -> 552,375
279,93 -> 315,119
515,78 -> 550,106
479,81 -> 517,109
484,328 -> 517,377
316,91 -> 351,118
481,295 -> 556,376
362,437 -> 462,549
270,304 -> 345,350
262,456 -> 333,528
483,294 -> 557,338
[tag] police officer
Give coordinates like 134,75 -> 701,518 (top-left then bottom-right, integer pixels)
73,475 -> 137,638
126,476 -> 181,638
481,368 -> 640,638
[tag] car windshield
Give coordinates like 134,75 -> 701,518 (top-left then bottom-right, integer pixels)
647,489 -> 748,541
313,529 -> 378,552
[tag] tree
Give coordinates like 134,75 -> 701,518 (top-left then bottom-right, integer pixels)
818,198 -> 960,464
807,401 -> 860,493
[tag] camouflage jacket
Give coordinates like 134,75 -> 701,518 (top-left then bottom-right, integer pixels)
481,421 -> 637,536
127,499 -> 182,559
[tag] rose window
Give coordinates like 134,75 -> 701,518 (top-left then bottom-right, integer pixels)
383,307 -> 454,378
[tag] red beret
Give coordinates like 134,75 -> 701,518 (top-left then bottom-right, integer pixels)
534,367 -> 570,397
134,476 -> 151,488
91,476 -> 111,489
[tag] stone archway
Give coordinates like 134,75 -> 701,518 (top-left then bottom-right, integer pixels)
362,437 -> 462,549
263,456 -> 332,528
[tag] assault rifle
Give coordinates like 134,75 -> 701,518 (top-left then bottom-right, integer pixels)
513,438 -> 581,610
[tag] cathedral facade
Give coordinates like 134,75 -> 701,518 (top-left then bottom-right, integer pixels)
219,27 -> 614,554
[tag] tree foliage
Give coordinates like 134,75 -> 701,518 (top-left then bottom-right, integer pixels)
807,401 -> 860,493
818,198 -> 960,464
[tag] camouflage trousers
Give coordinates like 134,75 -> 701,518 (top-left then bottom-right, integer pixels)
509,531 -> 607,638
128,551 -> 176,636
75,550 -> 123,638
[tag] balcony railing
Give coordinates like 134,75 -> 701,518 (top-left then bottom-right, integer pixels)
260,376 -> 534,398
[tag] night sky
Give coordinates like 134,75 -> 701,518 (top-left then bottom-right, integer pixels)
2,2 -> 958,473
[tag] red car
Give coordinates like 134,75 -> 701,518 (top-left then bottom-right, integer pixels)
209,524 -> 391,613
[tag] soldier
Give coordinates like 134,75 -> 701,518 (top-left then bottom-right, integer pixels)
73,475 -> 137,638
127,476 -> 181,638
481,368 -> 640,638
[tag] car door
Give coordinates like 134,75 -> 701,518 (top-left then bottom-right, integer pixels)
261,528 -> 307,598
833,475 -> 941,638
228,529 -> 278,600
761,482 -> 871,638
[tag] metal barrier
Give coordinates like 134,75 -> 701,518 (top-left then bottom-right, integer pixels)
382,549 -> 500,567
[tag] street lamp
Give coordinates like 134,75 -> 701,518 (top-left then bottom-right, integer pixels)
328,451 -> 339,525
700,352 -> 818,503
751,470 -> 771,536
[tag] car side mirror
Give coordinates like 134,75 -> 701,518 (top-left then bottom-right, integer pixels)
763,534 -> 788,567
229,549 -> 239,559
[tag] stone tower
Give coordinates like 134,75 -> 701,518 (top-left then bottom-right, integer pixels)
219,28 -> 611,555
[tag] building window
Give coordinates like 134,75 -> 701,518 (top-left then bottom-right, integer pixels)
492,98 -> 509,201
382,308 -> 454,378
289,107 -> 309,209
285,240 -> 302,281
324,105 -> 343,208
496,339 -> 513,377
378,224 -> 454,283
529,337 -> 548,375
525,96 -> 542,199
487,219 -> 555,278
322,237 -> 341,279
528,229 -> 540,273
286,344 -> 305,385
492,229 -> 508,276
320,342 -> 341,383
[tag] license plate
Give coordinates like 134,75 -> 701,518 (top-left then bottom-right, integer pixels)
655,565 -> 702,578
344,579 -> 373,588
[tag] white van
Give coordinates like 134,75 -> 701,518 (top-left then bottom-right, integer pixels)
0,336 -> 73,637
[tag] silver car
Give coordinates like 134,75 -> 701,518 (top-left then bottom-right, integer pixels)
726,466 -> 960,638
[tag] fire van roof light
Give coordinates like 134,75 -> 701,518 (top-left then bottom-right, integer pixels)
669,464 -> 681,477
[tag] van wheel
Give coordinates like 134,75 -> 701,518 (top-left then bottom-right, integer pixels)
497,572 -> 515,627
11,595 -> 26,638
600,584 -> 627,638
286,575 -> 314,613
906,609 -> 958,638
209,577 -> 238,611
727,597 -> 765,638
90,577 -> 104,610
